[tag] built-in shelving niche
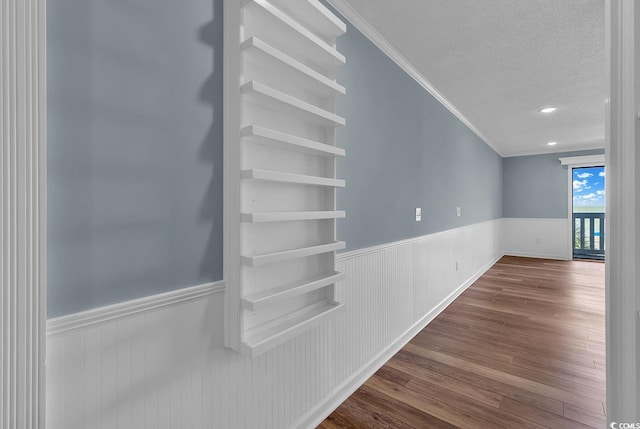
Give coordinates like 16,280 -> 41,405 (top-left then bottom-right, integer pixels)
224,0 -> 347,357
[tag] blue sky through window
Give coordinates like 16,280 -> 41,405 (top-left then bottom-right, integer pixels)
573,166 -> 605,212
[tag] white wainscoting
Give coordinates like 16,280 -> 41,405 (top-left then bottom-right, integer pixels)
501,217 -> 570,261
46,219 -> 501,429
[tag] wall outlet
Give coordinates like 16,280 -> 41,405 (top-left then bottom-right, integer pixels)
456,207 -> 462,217
415,207 -> 422,222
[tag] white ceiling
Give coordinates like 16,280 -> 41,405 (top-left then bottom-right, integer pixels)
341,0 -> 606,157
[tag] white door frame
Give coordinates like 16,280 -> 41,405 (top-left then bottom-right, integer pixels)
606,0 -> 640,422
0,0 -> 637,426
559,155 -> 605,261
1,0 -> 47,428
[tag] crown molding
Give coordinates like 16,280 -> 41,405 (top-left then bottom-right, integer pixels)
325,0 -> 503,157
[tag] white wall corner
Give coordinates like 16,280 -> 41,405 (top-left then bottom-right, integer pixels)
501,218 -> 571,261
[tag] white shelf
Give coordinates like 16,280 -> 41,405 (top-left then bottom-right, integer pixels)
242,0 -> 345,70
272,0 -> 346,40
226,0 -> 346,357
242,37 -> 345,99
241,210 -> 345,223
241,168 -> 345,188
242,241 -> 345,267
242,125 -> 345,157
242,81 -> 345,127
241,301 -> 345,357
242,271 -> 345,311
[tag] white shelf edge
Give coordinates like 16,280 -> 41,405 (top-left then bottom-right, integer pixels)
241,210 -> 346,223
226,0 -> 347,358
273,0 -> 346,39
241,301 -> 346,357
241,81 -> 345,127
242,0 -> 346,68
242,125 -> 345,157
242,271 -> 345,311
241,241 -> 346,267
241,168 -> 345,188
242,37 -> 346,97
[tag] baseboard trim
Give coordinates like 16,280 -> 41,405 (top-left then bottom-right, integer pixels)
296,252 -> 504,429
503,251 -> 569,261
47,280 -> 226,335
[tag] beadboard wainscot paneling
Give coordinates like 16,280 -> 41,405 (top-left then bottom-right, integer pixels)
501,217 -> 571,260
46,219 -> 502,429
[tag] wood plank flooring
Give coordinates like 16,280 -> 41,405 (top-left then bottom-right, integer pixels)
318,256 -> 605,429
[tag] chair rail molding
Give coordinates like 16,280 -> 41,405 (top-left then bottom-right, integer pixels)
1,0 -> 47,428
47,281 -> 225,336
606,0 -> 640,422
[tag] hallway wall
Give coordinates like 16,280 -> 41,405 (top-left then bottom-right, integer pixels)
334,13 -> 503,252
46,2 -> 505,428
47,0 -> 503,318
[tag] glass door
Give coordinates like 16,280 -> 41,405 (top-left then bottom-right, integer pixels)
572,166 -> 605,260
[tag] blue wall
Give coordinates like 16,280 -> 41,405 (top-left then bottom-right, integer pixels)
48,2 -> 508,316
502,150 -> 604,219
47,0 -> 223,317
335,19 -> 503,251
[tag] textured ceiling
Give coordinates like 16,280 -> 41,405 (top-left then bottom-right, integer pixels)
342,0 -> 605,157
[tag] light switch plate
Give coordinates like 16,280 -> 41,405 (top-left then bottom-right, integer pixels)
456,207 -> 462,217
415,207 -> 422,221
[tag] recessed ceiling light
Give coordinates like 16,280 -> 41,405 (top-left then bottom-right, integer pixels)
547,141 -> 558,146
540,107 -> 558,114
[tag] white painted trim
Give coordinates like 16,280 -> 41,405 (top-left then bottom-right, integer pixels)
46,281 -> 225,335
1,0 -> 47,427
297,252 -> 504,429
501,217 -> 568,223
506,148 -> 605,158
501,141 -> 606,158
559,154 -> 605,166
337,218 -> 501,261
223,0 -> 243,352
605,0 -> 639,422
502,251 -> 568,261
324,0 -> 503,157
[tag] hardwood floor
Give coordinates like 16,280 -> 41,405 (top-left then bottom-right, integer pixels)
318,256 -> 606,429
